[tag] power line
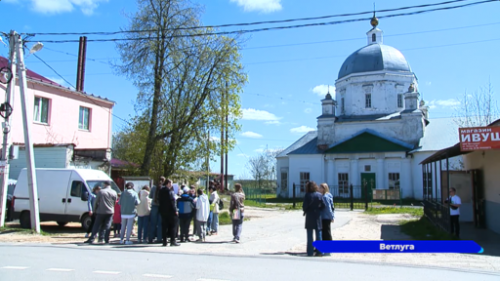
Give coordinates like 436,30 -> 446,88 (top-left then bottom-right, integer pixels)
33,19 -> 500,71
32,54 -> 132,127
19,0 -> 478,36
22,0 -> 497,44
244,21 -> 500,50
32,33 -> 500,77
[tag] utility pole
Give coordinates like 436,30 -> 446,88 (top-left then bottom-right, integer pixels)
224,85 -> 229,192
220,90 -> 224,192
0,31 -> 17,227
16,33 -> 41,233
206,129 -> 210,192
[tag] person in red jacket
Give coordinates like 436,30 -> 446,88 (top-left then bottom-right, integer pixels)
113,194 -> 122,238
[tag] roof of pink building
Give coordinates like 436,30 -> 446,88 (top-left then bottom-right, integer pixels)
0,56 -> 114,105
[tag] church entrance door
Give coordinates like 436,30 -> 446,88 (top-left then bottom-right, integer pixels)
361,173 -> 376,199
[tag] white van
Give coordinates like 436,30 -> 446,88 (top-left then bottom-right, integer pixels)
13,168 -> 121,230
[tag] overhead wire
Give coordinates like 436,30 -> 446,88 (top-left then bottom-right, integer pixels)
32,54 -> 132,127
30,19 -> 500,71
12,0 -> 497,132
20,0 -> 479,36
244,20 -> 500,50
22,0 -> 498,43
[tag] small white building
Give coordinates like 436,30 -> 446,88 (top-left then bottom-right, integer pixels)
276,18 -> 460,200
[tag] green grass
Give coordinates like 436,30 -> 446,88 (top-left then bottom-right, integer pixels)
0,226 -> 50,236
400,216 -> 457,240
218,212 -> 232,225
364,207 -> 424,217
244,200 -> 269,208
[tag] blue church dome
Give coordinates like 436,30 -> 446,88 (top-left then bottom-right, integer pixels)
338,43 -> 412,79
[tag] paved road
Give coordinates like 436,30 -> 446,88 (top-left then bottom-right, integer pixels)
1,245 -> 499,281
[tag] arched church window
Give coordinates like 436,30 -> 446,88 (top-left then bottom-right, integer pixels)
372,34 -> 376,42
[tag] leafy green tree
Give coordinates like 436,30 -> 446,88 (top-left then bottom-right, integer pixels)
115,0 -> 246,178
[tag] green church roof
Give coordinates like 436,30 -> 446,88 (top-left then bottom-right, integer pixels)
326,130 -> 413,154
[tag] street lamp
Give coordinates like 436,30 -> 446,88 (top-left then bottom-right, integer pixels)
29,42 -> 43,54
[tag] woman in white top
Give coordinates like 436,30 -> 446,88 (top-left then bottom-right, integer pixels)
195,188 -> 210,242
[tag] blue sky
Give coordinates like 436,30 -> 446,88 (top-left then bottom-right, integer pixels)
1,0 -> 500,178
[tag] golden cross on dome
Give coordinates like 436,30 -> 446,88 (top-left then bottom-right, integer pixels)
371,3 -> 379,27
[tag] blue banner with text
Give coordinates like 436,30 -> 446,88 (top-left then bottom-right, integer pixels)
313,240 -> 483,254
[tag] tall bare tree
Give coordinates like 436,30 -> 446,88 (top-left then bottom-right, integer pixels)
246,149 -> 283,188
453,81 -> 499,128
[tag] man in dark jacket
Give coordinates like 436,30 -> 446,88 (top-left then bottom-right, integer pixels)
159,179 -> 180,246
302,181 -> 323,256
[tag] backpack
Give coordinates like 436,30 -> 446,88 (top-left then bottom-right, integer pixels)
218,198 -> 224,210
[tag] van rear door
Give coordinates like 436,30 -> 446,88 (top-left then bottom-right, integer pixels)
36,170 -> 72,215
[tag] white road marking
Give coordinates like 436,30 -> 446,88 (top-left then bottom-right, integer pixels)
2,266 -> 28,270
197,279 -> 230,281
47,268 -> 74,272
143,273 -> 173,279
93,270 -> 120,275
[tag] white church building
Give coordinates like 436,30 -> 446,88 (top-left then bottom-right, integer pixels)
276,17 -> 459,200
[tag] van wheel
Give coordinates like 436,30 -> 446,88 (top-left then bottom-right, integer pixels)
81,214 -> 92,231
57,221 -> 68,227
20,211 -> 31,229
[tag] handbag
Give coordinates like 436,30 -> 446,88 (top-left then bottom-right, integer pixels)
232,208 -> 241,220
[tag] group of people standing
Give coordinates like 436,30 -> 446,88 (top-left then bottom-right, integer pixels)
302,181 -> 335,257
83,177 -> 246,245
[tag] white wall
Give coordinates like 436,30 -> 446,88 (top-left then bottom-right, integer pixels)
288,155 -> 323,197
336,72 -> 415,116
332,116 -> 424,149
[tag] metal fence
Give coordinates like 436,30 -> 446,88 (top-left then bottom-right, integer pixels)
241,183 -> 403,211
423,199 -> 449,232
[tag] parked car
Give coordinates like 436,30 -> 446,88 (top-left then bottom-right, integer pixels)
13,168 -> 120,230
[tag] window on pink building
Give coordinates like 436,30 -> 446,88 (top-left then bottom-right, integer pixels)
79,106 -> 91,131
33,97 -> 50,124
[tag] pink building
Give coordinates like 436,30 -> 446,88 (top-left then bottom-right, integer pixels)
0,56 -> 115,180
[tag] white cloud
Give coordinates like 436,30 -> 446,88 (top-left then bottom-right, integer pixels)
312,84 -> 335,97
241,131 -> 263,138
237,153 -> 249,158
290,125 -> 315,134
19,0 -> 109,15
210,136 -> 220,142
230,0 -> 282,13
436,99 -> 460,107
427,99 -> 460,109
304,108 -> 312,114
242,108 -> 281,122
265,120 -> 282,125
